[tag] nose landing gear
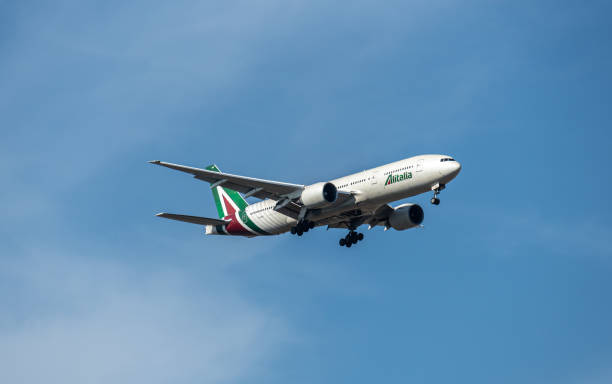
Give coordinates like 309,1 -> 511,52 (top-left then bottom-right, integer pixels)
430,183 -> 445,205
339,231 -> 364,248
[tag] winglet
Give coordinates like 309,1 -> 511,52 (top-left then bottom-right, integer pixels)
149,160 -> 161,164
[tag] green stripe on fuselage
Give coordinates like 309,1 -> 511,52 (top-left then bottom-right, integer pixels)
215,224 -> 228,235
239,210 -> 270,235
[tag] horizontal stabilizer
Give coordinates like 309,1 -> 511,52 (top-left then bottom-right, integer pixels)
156,213 -> 230,226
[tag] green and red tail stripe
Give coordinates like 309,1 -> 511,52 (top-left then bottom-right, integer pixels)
206,164 -> 270,236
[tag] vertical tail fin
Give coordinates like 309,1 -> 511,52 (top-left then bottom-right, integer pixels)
205,164 -> 249,219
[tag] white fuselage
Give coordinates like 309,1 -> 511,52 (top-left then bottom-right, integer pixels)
238,154 -> 461,236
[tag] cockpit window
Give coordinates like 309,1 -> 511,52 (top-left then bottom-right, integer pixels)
440,158 -> 455,162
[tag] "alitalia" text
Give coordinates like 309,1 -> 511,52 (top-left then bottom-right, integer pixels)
385,171 -> 412,186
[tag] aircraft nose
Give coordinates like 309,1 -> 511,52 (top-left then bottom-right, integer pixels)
454,161 -> 461,173
449,160 -> 461,178
442,159 -> 461,181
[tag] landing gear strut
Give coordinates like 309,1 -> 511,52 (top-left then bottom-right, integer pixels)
291,220 -> 315,236
431,183 -> 445,205
339,231 -> 364,248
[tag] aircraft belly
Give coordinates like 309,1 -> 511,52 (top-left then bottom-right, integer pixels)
251,209 -> 289,235
255,214 -> 277,233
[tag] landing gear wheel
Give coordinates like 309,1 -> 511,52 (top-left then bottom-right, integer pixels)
341,230 -> 364,248
294,220 -> 313,235
431,197 -> 440,205
344,232 -> 355,244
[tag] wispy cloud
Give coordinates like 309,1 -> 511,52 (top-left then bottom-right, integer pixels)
3,1 -> 612,383
0,244 -> 292,384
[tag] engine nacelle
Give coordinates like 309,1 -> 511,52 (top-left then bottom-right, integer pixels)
300,182 -> 337,208
388,203 -> 424,231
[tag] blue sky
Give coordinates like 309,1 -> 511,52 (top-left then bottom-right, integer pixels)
1,1 -> 611,383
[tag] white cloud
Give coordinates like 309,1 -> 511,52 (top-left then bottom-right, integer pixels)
0,246 -> 292,384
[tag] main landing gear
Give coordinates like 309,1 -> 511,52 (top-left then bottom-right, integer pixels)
290,220 -> 315,236
339,231 -> 364,248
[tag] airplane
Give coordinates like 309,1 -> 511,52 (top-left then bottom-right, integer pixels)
150,154 -> 461,247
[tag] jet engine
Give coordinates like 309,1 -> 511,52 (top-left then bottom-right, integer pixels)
388,203 -> 424,230
300,182 -> 338,208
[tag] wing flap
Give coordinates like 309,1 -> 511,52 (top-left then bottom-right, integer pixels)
156,213 -> 230,226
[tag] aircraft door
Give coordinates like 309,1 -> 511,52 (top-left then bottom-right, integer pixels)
371,170 -> 378,185
416,159 -> 424,172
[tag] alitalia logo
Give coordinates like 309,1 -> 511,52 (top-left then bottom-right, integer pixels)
385,171 -> 412,186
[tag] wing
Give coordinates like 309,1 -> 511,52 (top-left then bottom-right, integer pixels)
149,160 -> 303,200
156,213 -> 230,226
321,204 -> 395,230
150,160 -> 355,220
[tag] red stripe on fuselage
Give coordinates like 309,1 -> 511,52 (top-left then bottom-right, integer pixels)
221,193 -> 253,236
223,213 -> 253,236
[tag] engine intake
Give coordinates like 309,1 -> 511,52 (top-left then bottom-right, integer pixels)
300,182 -> 338,208
388,203 -> 424,231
